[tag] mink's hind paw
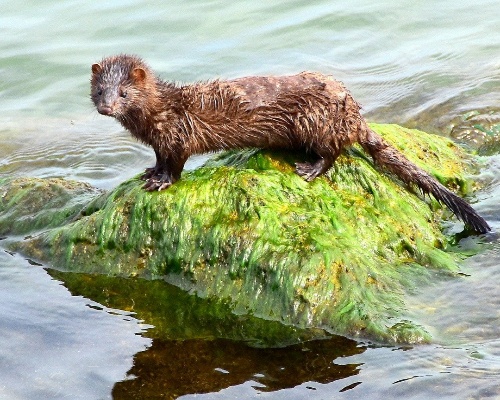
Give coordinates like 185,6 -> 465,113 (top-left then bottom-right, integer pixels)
295,158 -> 332,182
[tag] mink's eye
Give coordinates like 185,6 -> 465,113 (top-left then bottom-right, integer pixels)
120,90 -> 127,98
97,89 -> 103,96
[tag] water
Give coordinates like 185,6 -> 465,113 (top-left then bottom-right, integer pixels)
0,0 -> 499,398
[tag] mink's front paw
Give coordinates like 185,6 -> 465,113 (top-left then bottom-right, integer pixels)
143,174 -> 173,191
141,167 -> 157,181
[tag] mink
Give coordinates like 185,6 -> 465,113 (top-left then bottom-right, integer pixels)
90,54 -> 490,233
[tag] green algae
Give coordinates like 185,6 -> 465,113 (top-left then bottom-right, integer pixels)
4,124 -> 483,344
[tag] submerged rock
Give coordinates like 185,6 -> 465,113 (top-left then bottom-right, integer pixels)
450,109 -> 500,153
3,124 -> 485,344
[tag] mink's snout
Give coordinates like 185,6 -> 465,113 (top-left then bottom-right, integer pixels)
96,104 -> 114,116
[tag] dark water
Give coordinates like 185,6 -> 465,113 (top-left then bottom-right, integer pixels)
0,0 -> 499,398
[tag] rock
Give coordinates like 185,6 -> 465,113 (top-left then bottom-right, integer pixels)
3,124 -> 482,344
0,177 -> 100,235
450,109 -> 500,154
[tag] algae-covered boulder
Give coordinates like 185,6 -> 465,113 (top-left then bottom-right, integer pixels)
0,177 -> 100,235
5,124 -> 484,343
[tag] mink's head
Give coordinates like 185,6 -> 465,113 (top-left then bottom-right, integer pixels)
90,54 -> 153,118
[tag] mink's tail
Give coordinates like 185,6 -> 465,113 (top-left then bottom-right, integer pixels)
359,127 -> 490,234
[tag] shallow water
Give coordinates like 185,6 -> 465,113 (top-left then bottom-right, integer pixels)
0,0 -> 499,398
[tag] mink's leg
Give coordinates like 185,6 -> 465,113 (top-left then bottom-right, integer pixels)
143,154 -> 187,191
141,149 -> 163,180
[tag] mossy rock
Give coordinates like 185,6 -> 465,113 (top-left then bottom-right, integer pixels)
5,124 -> 483,344
0,177 -> 100,235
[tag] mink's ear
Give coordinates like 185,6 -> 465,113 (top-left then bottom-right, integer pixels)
91,63 -> 102,74
131,67 -> 146,83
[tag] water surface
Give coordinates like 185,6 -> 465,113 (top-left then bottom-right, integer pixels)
0,0 -> 499,398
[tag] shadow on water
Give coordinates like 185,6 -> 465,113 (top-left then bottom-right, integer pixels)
46,269 -> 365,398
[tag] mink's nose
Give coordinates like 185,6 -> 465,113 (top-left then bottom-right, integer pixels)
97,105 -> 113,116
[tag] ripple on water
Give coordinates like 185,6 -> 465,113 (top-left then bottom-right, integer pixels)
0,116 -> 209,190
0,117 -> 148,189
0,250 -> 151,399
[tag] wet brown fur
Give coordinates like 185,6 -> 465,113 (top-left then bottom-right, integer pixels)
90,54 -> 490,233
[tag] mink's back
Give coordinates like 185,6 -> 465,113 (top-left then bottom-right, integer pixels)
175,72 -> 359,154
181,72 -> 349,114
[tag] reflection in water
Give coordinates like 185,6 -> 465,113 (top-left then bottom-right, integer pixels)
47,269 -> 364,397
47,270 -> 332,347
112,337 -> 363,398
